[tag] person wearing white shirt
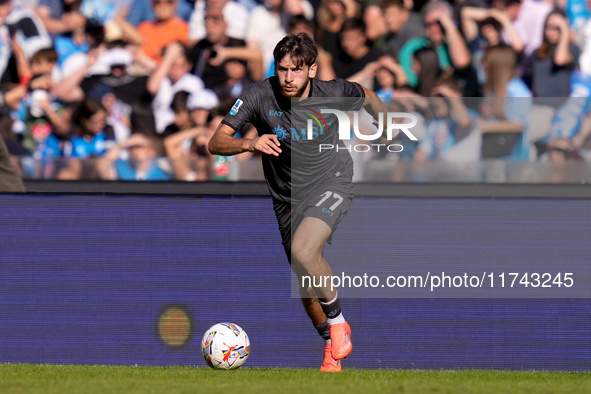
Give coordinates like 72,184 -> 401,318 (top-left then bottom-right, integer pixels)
245,0 -> 313,72
148,41 -> 219,133
188,0 -> 249,45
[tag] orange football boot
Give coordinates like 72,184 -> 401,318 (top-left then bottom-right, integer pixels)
329,321 -> 352,360
320,344 -> 341,372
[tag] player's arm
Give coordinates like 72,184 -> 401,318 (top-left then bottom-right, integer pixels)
360,85 -> 388,124
208,123 -> 282,157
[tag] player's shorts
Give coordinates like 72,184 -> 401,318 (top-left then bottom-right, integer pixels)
273,180 -> 354,264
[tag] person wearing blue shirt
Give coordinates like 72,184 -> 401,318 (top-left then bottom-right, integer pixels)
126,0 -> 194,26
96,132 -> 172,181
479,45 -> 532,160
68,98 -> 117,158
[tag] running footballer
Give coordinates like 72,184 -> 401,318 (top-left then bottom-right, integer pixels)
208,33 -> 387,372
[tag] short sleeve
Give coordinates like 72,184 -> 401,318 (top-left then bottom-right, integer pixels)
335,78 -> 365,111
220,85 -> 260,132
337,78 -> 365,98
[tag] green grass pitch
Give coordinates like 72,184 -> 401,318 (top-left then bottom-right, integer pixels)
1,364 -> 590,394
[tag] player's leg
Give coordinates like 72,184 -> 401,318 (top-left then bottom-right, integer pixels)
292,264 -> 341,372
273,200 -> 340,370
292,217 -> 352,361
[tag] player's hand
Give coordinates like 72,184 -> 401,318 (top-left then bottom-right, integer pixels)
248,134 -> 282,156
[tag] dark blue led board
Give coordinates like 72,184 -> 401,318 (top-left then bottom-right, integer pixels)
0,194 -> 589,370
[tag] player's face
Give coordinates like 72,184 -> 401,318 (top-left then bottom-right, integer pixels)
275,56 -> 317,98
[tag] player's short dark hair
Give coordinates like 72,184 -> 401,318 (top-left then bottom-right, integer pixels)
273,33 -> 318,68
340,17 -> 366,35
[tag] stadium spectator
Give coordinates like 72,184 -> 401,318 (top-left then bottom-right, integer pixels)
118,0 -> 189,63
413,47 -> 445,97
373,55 -> 408,101
546,104 -> 591,162
188,0 -> 249,46
363,0 -> 389,44
129,100 -> 158,135
161,89 -> 217,138
479,45 -> 532,160
54,17 -> 104,70
379,0 -> 425,58
29,47 -> 59,84
452,0 -> 487,30
414,77 -> 481,162
337,51 -> 408,92
148,41 -> 218,133
2,1 -> 51,55
161,90 -> 192,133
399,1 -> 476,96
67,97 -> 116,158
0,40 -> 34,108
535,72 -> 591,161
460,6 -> 523,85
245,0 -> 314,73
19,49 -> 70,155
490,0 -> 552,57
526,10 -> 578,103
36,0 -> 86,35
96,131 -> 172,180
55,47 -> 152,116
290,13 -> 314,36
325,17 -> 382,81
127,0 -> 194,27
190,6 -> 262,90
76,0 -> 120,25
212,57 -> 253,102
164,124 -> 213,181
315,0 -> 360,58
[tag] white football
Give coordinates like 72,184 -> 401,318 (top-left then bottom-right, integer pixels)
201,322 -> 250,370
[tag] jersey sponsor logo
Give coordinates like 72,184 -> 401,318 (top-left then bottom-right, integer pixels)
273,125 -> 290,140
291,107 -> 331,141
304,107 -> 328,134
269,110 -> 283,117
229,99 -> 243,115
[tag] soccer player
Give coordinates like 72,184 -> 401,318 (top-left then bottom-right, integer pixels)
208,33 -> 387,372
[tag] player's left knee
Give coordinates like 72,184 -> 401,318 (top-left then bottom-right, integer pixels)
291,247 -> 322,268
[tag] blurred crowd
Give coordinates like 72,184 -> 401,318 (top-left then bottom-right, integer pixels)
1,0 -> 591,181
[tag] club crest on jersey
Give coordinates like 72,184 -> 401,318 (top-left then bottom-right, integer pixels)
273,125 -> 290,141
230,99 -> 243,115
